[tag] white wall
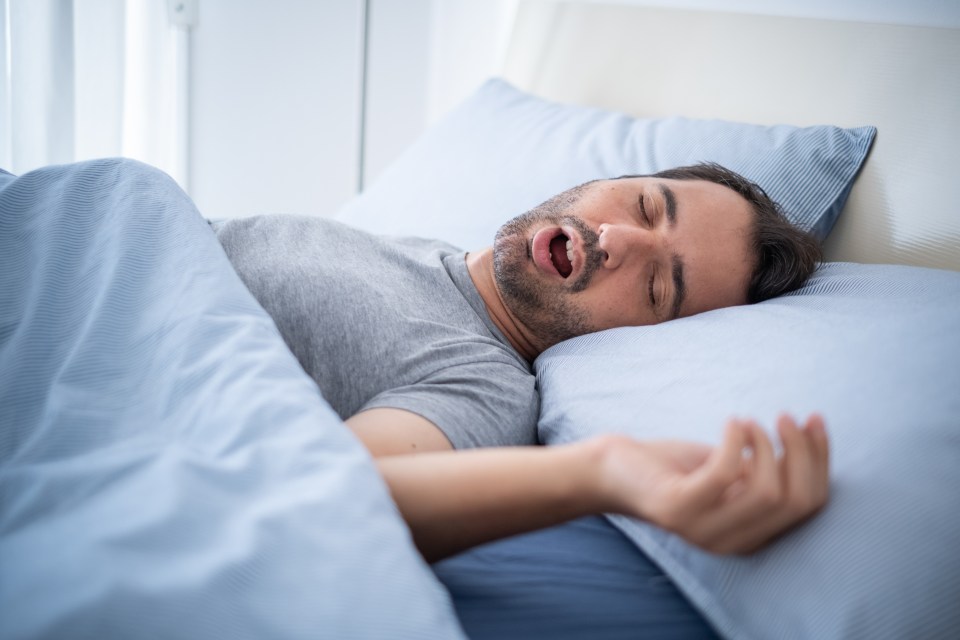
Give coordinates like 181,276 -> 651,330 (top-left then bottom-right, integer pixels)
363,0 -> 431,187
8,0 -> 956,219
185,0 -> 960,220
186,0 -> 446,218
186,0 -> 516,218
189,0 -> 363,220
424,0 -> 517,125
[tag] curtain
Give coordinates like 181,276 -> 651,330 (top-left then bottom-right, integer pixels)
1,0 -> 190,189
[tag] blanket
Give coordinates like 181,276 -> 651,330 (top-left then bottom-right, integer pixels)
0,160 -> 464,639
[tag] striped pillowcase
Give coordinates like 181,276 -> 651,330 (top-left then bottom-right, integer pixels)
337,79 -> 875,248
637,115 -> 875,239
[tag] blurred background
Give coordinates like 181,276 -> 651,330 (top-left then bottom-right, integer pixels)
2,0 -> 956,221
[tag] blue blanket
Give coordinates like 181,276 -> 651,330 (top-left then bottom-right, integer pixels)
0,160 -> 463,639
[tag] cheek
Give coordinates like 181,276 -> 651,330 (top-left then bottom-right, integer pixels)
580,288 -> 644,330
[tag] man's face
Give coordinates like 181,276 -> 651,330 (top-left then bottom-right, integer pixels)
493,176 -> 754,348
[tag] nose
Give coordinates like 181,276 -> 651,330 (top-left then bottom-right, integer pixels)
598,222 -> 661,270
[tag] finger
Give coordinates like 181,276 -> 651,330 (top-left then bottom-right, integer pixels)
778,414 -> 814,510
805,414 -> 829,471
710,418 -> 823,554
736,419 -> 781,509
690,422 -> 782,548
713,483 -> 820,556
676,420 -> 748,511
803,414 -> 830,505
748,420 -> 779,495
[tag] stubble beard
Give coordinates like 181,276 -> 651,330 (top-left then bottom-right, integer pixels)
492,186 -> 606,350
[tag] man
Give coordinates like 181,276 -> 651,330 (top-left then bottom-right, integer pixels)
214,163 -> 828,562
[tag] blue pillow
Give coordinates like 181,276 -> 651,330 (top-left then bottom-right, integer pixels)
0,159 -> 465,639
535,262 -> 960,640
337,79 -> 874,247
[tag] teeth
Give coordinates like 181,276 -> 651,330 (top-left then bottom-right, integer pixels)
566,239 -> 573,265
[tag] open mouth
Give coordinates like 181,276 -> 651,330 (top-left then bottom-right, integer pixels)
549,233 -> 574,278
532,226 -> 578,280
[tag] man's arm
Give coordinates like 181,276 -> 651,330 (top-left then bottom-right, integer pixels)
347,408 -> 453,456
347,409 -> 830,563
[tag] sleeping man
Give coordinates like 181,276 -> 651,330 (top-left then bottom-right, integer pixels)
213,162 -> 829,564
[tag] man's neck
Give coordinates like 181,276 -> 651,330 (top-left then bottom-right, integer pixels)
465,249 -> 541,363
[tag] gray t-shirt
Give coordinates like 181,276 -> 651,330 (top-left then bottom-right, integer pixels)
213,215 -> 538,449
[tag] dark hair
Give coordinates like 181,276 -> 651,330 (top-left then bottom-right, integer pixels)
641,163 -> 822,303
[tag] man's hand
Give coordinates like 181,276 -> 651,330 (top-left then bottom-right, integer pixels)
597,415 -> 829,554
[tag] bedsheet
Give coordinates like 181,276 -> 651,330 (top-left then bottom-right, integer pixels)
0,160 -> 464,639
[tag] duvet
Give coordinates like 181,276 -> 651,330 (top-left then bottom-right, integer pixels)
0,160 -> 464,639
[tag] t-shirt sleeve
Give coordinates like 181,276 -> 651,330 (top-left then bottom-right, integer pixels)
359,361 -> 540,449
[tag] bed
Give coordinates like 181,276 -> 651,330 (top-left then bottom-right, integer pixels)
2,2 -> 959,639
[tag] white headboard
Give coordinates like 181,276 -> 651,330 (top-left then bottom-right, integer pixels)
503,2 -> 960,271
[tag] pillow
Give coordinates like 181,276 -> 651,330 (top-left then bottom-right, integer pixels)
336,78 -> 875,247
0,159 -> 465,639
535,262 -> 960,640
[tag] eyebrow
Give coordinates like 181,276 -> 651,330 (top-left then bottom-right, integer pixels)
658,183 -> 684,320
659,183 -> 677,228
669,256 -> 686,321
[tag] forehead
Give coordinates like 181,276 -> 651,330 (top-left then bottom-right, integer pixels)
603,176 -> 748,210
600,175 -> 754,226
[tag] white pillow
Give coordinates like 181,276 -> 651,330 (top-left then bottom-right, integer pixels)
536,262 -> 960,640
337,79 -> 874,247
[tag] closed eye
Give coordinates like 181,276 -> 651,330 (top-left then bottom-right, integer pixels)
648,273 -> 657,307
638,195 -> 652,226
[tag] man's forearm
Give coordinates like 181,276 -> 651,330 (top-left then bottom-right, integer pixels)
377,440 -> 610,562
375,417 -> 830,562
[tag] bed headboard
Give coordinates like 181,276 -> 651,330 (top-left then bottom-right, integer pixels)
502,2 -> 960,271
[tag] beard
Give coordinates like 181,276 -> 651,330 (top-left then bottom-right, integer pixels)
492,184 -> 606,349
